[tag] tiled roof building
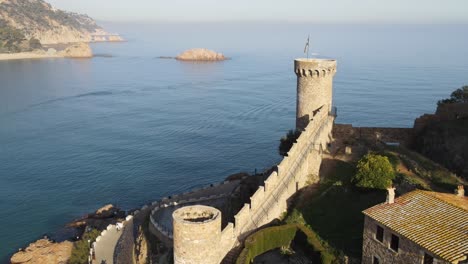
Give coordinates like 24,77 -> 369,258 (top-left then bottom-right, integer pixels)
362,186 -> 467,264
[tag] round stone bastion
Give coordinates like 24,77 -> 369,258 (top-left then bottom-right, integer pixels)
173,205 -> 222,264
294,58 -> 337,130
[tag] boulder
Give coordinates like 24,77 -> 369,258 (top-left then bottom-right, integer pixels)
46,48 -> 57,55
176,48 -> 226,61
10,239 -> 73,264
60,42 -> 93,58
95,204 -> 118,218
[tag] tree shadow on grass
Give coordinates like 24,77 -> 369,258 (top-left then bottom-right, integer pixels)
299,185 -> 385,259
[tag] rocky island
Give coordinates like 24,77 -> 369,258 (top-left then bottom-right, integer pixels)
0,0 -> 122,61
175,48 -> 227,61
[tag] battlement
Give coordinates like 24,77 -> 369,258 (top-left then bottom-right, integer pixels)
294,59 -> 337,78
173,205 -> 220,224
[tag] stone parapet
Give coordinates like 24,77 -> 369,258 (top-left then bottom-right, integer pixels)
294,59 -> 337,78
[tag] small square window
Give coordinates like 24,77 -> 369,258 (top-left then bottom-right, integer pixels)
423,253 -> 434,264
373,256 -> 380,264
390,234 -> 399,252
376,225 -> 384,242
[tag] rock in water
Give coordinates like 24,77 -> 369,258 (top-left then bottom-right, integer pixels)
60,42 -> 93,58
10,239 -> 73,264
94,204 -> 118,218
176,48 -> 226,61
108,35 -> 124,42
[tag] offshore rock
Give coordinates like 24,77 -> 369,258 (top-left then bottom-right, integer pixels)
10,239 -> 73,264
176,48 -> 226,61
108,35 -> 124,42
60,42 -> 93,58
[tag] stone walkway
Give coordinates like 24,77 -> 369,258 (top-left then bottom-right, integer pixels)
92,180 -> 240,263
92,219 -> 131,264
151,179 -> 241,235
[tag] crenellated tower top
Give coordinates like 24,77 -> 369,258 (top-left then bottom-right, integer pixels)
294,59 -> 337,78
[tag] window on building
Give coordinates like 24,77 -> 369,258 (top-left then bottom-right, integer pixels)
390,234 -> 399,252
376,225 -> 384,242
423,253 -> 434,264
373,256 -> 380,264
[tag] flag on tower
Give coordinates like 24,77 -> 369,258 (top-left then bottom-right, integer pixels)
304,35 -> 310,54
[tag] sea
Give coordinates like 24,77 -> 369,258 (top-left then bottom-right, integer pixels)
1,22 -> 467,260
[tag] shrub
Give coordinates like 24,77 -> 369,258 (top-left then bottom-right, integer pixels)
69,229 -> 100,264
285,209 -> 306,225
28,38 -> 42,50
437,86 -> 468,106
352,154 -> 395,189
279,129 -> 301,156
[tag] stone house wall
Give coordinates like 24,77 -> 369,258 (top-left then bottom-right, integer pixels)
362,216 -> 450,264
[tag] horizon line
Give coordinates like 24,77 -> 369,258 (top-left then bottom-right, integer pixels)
96,19 -> 468,25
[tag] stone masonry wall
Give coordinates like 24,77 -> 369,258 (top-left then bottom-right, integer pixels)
362,216 -> 449,264
215,107 -> 335,262
173,206 -> 222,264
295,59 -> 337,130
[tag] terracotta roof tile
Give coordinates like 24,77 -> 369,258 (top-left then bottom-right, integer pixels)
363,190 -> 468,263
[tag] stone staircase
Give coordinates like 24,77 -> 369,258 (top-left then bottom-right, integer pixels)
220,246 -> 243,264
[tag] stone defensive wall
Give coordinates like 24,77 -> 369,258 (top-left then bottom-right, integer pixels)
151,105 -> 335,263
146,58 -> 338,263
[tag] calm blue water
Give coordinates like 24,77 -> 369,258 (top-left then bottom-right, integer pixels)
1,23 -> 467,259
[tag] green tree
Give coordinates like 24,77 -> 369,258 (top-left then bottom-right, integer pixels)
352,154 -> 395,189
438,86 -> 468,106
279,129 -> 301,156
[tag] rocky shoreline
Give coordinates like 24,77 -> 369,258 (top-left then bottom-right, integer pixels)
9,204 -> 127,264
0,42 -> 103,61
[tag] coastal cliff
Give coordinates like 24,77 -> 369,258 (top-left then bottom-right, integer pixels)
412,88 -> 468,180
0,0 -> 122,57
0,0 -> 121,44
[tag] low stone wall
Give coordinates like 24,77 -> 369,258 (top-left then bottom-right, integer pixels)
333,124 -> 413,146
435,102 -> 468,120
150,193 -> 230,239
90,202 -> 155,264
91,215 -> 133,264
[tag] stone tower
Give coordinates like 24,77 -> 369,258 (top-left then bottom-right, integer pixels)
294,59 -> 337,130
173,205 -> 222,264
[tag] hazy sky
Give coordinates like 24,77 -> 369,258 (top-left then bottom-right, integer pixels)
47,0 -> 468,23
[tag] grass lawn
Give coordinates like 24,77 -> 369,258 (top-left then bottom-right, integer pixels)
291,159 -> 385,259
299,185 -> 385,259
284,145 -> 465,261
